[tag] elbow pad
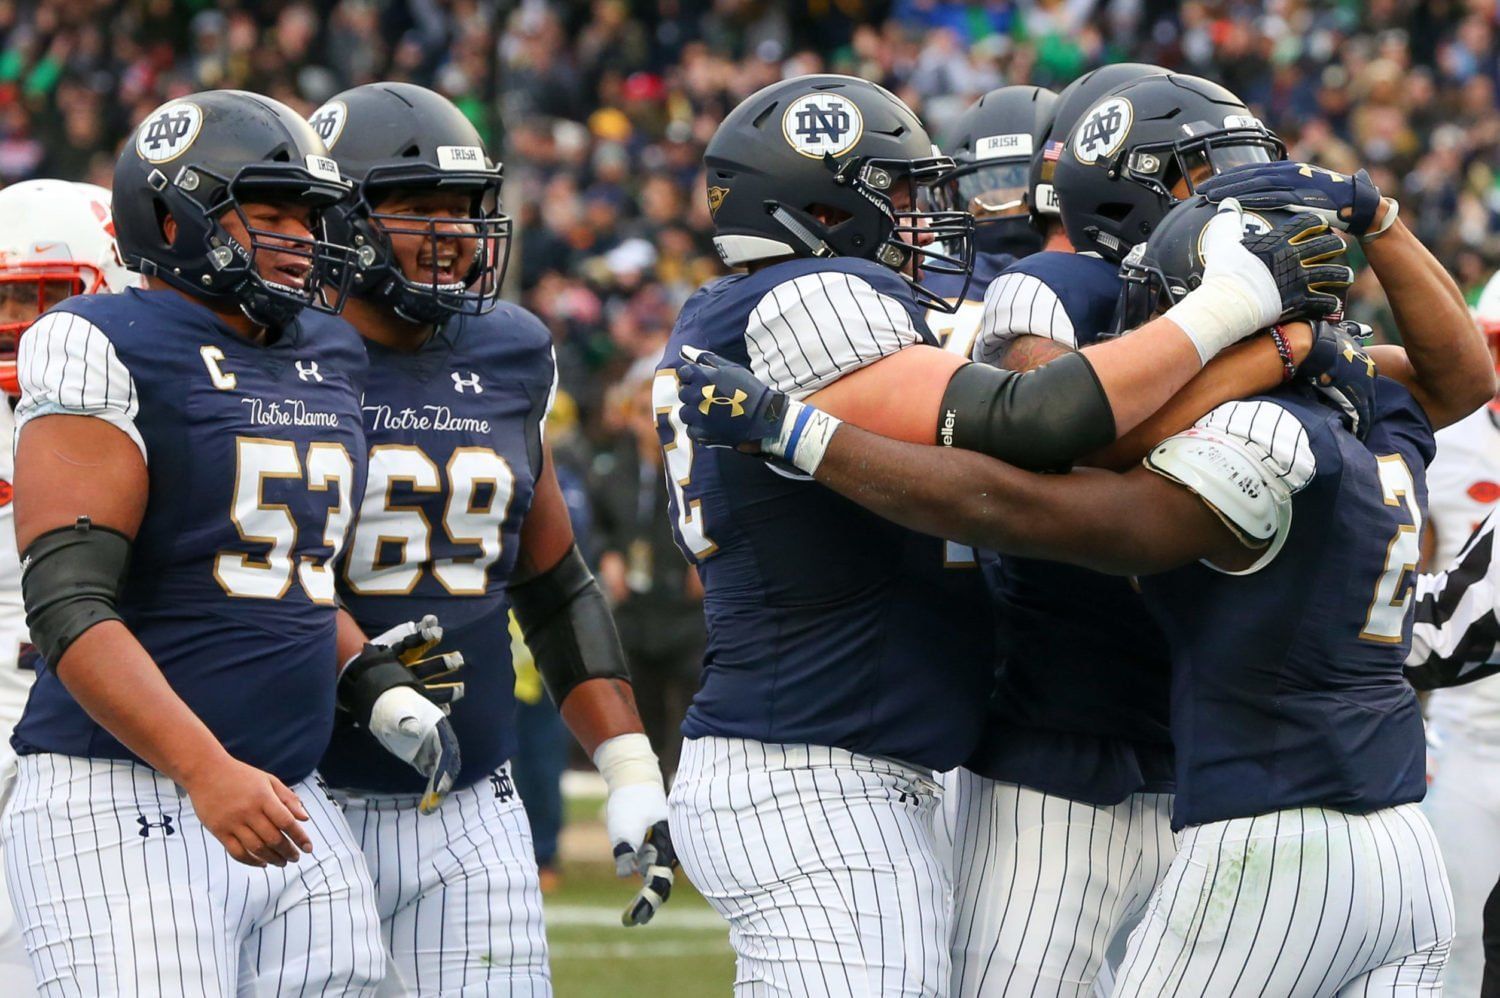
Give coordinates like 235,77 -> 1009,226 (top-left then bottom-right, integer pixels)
938,353 -> 1117,471
21,517 -> 132,669
510,544 -> 631,706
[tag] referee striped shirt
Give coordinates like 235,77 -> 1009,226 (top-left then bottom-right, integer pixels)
1407,506 -> 1500,690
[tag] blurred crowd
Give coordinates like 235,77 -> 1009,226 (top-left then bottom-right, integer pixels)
2,0 -> 1499,788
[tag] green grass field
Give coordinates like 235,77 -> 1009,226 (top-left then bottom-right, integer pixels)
548,791 -> 735,996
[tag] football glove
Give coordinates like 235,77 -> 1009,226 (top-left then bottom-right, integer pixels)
1295,320 -> 1377,440
340,615 -> 466,815
1239,211 -> 1353,322
1197,160 -> 1385,238
621,820 -> 678,927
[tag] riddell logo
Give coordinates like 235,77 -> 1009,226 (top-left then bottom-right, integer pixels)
940,409 -> 957,447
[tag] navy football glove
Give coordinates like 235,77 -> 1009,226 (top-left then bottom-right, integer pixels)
1197,161 -> 1384,238
675,346 -> 790,450
1296,319 -> 1377,440
621,820 -> 679,927
1239,212 -> 1353,322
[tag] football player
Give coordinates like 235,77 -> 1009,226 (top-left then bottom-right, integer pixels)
926,84 -> 1056,357
1,92 -> 393,992
0,179 -> 139,996
308,82 -> 673,994
659,72 -> 1344,994
678,171 -> 1491,992
944,69 -> 1292,998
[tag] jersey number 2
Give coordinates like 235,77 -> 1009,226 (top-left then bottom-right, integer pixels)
1360,454 -> 1422,643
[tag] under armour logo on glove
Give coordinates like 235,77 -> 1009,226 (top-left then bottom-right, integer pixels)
295,360 -> 323,383
699,385 -> 747,417
137,814 -> 176,838
452,371 -> 483,394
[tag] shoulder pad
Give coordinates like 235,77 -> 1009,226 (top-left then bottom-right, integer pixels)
1144,417 -> 1312,575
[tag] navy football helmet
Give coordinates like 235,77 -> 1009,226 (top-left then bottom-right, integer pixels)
703,74 -> 974,312
1112,195 -> 1347,335
113,90 -> 353,328
935,85 -> 1057,258
1054,74 -> 1285,263
1028,63 -> 1169,225
309,82 -> 509,324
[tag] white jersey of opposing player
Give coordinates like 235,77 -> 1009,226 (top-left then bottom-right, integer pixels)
1425,406 -> 1500,744
0,402 -> 25,740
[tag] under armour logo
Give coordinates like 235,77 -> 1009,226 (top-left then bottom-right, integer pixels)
452,371 -> 483,394
489,770 -> 515,802
137,814 -> 176,838
296,360 -> 323,382
1298,163 -> 1345,183
698,384 -> 747,417
1342,342 -> 1375,377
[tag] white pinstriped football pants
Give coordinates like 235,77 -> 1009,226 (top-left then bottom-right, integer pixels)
669,736 -> 950,997
0,753 -> 386,996
946,773 -> 1176,997
1114,803 -> 1454,996
334,762 -> 551,997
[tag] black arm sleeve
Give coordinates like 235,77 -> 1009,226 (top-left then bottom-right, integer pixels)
509,544 -> 632,706
937,353 -> 1117,471
21,517 -> 131,669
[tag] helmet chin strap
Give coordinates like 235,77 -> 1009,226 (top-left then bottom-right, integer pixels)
768,206 -> 835,257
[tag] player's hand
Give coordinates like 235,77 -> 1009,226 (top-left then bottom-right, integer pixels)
619,818 -> 678,927
1197,161 -> 1384,237
675,346 -> 789,451
183,755 -> 314,868
369,685 -> 462,815
1294,319 -> 1377,440
1236,210 -> 1353,322
368,614 -> 466,709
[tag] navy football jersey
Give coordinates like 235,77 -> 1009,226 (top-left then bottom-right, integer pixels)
655,256 -> 996,771
321,303 -> 555,794
972,250 -> 1121,364
1141,380 -> 1434,829
962,249 -> 1172,805
12,289 -> 367,784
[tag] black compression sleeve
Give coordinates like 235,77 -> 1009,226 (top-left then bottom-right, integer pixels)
937,353 -> 1117,471
509,544 -> 631,706
21,517 -> 131,669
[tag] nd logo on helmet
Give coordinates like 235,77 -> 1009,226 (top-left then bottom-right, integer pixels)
699,385 -> 748,417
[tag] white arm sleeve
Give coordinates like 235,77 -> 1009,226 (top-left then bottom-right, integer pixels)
15,311 -> 145,462
972,271 -> 1075,364
744,272 -> 921,400
1144,399 -> 1316,576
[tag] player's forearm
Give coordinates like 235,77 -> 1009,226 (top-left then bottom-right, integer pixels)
559,677 -> 646,757
1080,317 -> 1210,437
54,622 -> 233,783
1085,329 -> 1308,470
1366,213 -> 1496,426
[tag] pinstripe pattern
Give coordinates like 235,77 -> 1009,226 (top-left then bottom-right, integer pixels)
14,310 -> 145,461
743,272 -> 921,401
972,271 -> 1074,365
334,762 -> 552,996
669,736 -> 949,997
947,773 -> 1175,997
0,755 -> 385,996
1113,803 -> 1453,996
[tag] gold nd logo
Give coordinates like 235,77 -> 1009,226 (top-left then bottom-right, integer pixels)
699,384 -> 747,417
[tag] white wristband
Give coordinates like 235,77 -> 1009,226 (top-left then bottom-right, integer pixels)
592,733 -> 662,792
1163,272 -> 1272,366
767,398 -> 843,475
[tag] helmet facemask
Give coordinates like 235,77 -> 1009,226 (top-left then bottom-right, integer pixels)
144,162 -> 356,328
935,157 -> 1041,257
770,153 -> 974,313
1110,124 -> 1284,202
0,259 -> 103,394
339,164 -> 512,325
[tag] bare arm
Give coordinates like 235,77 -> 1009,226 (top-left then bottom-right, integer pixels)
17,416 -> 311,866
806,422 -> 1253,575
1364,203 -> 1496,428
514,443 -> 645,757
